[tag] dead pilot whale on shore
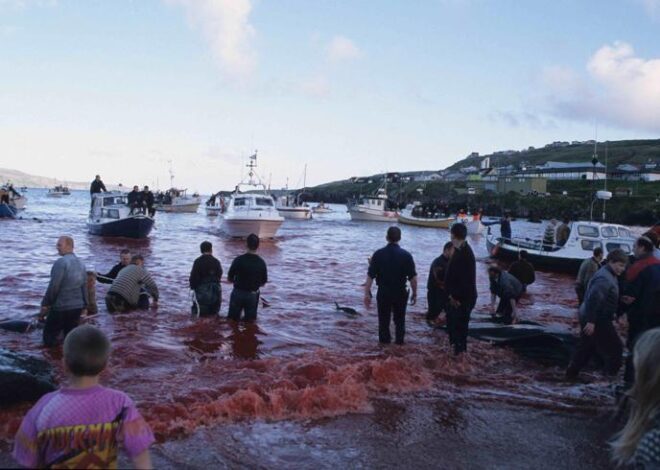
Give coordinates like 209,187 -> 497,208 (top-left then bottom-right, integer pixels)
0,348 -> 57,405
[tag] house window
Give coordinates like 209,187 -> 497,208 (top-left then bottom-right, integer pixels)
581,240 -> 602,251
577,225 -> 599,238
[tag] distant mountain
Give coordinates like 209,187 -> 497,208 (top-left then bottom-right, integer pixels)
0,168 -> 120,191
446,139 -> 660,172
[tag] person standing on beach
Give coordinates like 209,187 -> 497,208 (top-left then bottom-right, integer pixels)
426,241 -> 453,325
565,249 -> 628,380
621,236 -> 660,386
190,241 -> 223,316
575,247 -> 603,306
444,223 -> 477,355
227,234 -> 268,322
40,236 -> 88,347
364,226 -> 417,345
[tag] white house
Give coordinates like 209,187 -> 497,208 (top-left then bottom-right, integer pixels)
519,161 -> 607,180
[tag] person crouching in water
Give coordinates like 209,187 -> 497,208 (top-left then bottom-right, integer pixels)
12,325 -> 154,469
105,255 -> 159,313
488,265 -> 524,324
364,226 -> 417,345
565,249 -> 628,380
189,241 -> 223,316
426,241 -> 454,325
508,250 -> 535,293
227,234 -> 268,322
611,327 -> 660,469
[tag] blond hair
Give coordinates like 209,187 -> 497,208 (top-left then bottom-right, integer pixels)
611,328 -> 660,465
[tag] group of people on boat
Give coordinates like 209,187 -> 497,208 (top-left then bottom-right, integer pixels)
90,175 -> 156,216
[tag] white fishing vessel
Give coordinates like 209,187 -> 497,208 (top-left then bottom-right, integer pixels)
205,192 -> 225,216
276,166 -> 312,219
87,192 -> 154,239
1,184 -> 27,210
398,202 -> 453,228
348,186 -> 399,222
312,202 -> 334,214
221,152 -> 284,238
155,188 -> 201,213
47,185 -> 70,197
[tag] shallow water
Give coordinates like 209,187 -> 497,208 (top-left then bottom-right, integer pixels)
0,190 -> 623,467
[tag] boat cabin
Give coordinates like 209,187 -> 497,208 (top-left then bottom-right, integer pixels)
230,194 -> 276,211
566,222 -> 635,255
90,192 -> 131,220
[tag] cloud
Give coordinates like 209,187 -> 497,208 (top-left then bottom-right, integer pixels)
489,110 -> 557,130
326,35 -> 362,62
542,42 -> 660,132
168,0 -> 256,79
637,0 -> 660,18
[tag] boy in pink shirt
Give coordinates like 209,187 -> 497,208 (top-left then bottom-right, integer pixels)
13,325 -> 154,469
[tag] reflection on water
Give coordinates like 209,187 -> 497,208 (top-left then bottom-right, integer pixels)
0,190 -> 622,467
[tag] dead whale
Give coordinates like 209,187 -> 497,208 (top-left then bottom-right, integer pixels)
0,348 -> 57,405
334,302 -> 360,316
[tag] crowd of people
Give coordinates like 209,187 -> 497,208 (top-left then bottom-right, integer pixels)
9,213 -> 660,468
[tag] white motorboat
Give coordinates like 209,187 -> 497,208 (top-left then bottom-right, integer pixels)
221,152 -> 284,238
312,202 -> 334,214
205,192 -> 225,216
47,185 -> 70,197
1,184 -> 27,210
155,188 -> 201,213
348,186 -> 399,222
276,194 -> 312,219
398,203 -> 453,228
87,192 -> 154,238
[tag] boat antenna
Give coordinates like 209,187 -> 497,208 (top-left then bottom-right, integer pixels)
603,143 -> 608,221
168,160 -> 174,188
589,127 -> 599,222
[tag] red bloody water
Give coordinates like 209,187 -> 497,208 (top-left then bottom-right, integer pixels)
0,190 -> 624,467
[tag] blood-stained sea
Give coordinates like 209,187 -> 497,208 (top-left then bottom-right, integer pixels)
0,190 -> 626,468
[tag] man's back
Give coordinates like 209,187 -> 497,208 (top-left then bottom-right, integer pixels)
43,254 -> 87,310
190,254 -> 222,289
368,243 -> 416,291
228,253 -> 267,292
109,264 -> 158,305
445,242 -> 477,303
427,255 -> 449,290
509,259 -> 535,285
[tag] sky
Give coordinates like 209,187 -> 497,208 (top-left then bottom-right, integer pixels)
0,0 -> 659,192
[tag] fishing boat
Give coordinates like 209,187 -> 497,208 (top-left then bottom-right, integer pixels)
87,191 -> 154,238
154,188 -> 201,213
47,185 -> 70,197
348,186 -> 399,222
1,184 -> 27,211
221,153 -> 284,238
398,203 -> 453,228
205,192 -> 225,216
276,166 -> 312,219
0,203 -> 17,218
312,202 -> 334,214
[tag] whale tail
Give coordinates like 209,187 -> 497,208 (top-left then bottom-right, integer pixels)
334,302 -> 340,310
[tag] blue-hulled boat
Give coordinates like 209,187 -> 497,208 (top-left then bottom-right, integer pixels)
0,203 -> 17,218
87,192 -> 154,239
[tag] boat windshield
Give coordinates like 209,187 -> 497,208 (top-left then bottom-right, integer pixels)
618,227 -> 632,238
601,226 -> 619,238
256,198 -> 274,206
234,198 -> 247,206
607,242 -> 631,253
577,225 -> 599,238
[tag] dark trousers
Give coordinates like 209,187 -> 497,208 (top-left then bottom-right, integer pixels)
623,314 -> 660,385
567,320 -> 623,378
495,296 -> 518,325
43,308 -> 83,347
193,295 -> 222,317
426,288 -> 447,321
446,299 -> 475,354
377,288 -> 408,344
227,289 -> 259,322
576,285 -> 586,306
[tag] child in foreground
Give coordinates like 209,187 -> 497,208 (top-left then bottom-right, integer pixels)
13,325 -> 154,469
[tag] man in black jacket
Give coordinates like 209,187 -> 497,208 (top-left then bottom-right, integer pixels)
190,241 -> 223,316
566,249 -> 628,380
142,186 -> 155,217
508,250 -> 535,292
426,241 -> 454,324
227,234 -> 268,322
488,265 -> 524,324
364,226 -> 417,345
444,223 -> 477,355
127,186 -> 142,214
96,250 -> 131,284
90,175 -> 107,195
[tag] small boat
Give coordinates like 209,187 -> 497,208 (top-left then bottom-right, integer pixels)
154,188 -> 201,213
312,202 -> 333,214
221,152 -> 284,238
398,203 -> 453,228
348,186 -> 399,222
1,184 -> 27,211
205,193 -> 225,216
486,220 -> 636,273
87,191 -> 154,239
47,185 -> 70,197
276,194 -> 312,220
0,203 -> 17,218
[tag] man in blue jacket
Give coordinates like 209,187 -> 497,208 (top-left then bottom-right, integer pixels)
566,249 -> 628,380
40,236 -> 88,347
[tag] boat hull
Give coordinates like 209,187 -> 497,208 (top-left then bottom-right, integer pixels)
348,207 -> 399,222
156,202 -> 200,213
221,218 -> 284,238
87,216 -> 155,239
398,213 -> 453,228
0,203 -> 17,218
312,208 -> 333,214
205,207 -> 222,217
277,207 -> 312,219
486,236 -> 582,273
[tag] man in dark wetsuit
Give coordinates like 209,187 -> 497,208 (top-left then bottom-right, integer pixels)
489,265 -> 524,324
189,241 -> 223,316
364,226 -> 417,345
426,241 -> 454,324
500,213 -> 512,242
227,234 -> 268,322
621,236 -> 660,386
508,250 -> 535,292
142,186 -> 155,217
90,175 -> 107,195
444,223 -> 477,355
97,250 -> 131,284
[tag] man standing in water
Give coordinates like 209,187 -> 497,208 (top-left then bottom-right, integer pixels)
40,236 -> 88,347
364,226 -> 417,345
190,241 -> 223,316
575,247 -> 603,306
566,249 -> 628,380
444,223 -> 477,355
227,234 -> 268,322
426,241 -> 454,325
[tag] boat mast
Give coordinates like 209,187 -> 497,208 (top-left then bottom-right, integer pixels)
168,160 -> 175,188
